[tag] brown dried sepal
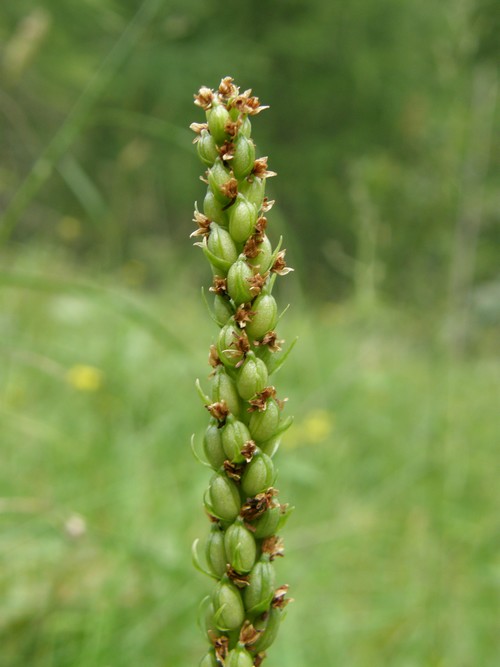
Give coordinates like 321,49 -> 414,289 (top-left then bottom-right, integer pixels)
235,304 -> 256,328
248,386 -> 277,412
194,87 -> 215,110
254,653 -> 266,667
208,345 -> 222,369
253,331 -> 283,353
253,157 -> 277,179
272,584 -> 292,609
239,620 -> 262,647
223,460 -> 245,482
240,488 -> 278,521
224,119 -> 241,138
218,76 -> 238,98
243,235 -> 262,260
262,535 -> 285,560
219,140 -> 235,162
248,271 -> 269,297
241,439 -> 257,462
206,400 -> 229,423
189,122 -> 208,140
271,249 -> 294,276
220,177 -> 239,201
231,90 -> 269,116
261,197 -> 275,213
210,276 -> 228,296
227,565 -> 250,588
212,635 -> 230,663
190,210 -> 211,238
230,330 -> 251,368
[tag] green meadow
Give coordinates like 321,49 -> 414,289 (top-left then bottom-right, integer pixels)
1,248 -> 498,667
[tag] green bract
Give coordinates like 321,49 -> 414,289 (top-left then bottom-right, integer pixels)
191,78 -> 294,665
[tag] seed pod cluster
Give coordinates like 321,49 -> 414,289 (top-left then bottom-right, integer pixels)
191,77 -> 294,667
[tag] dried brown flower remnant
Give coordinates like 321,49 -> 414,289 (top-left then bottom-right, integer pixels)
206,400 -> 229,423
194,86 -> 215,110
253,157 -> 277,179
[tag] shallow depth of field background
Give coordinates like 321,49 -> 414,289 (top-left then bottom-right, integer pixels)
1,2 -> 499,666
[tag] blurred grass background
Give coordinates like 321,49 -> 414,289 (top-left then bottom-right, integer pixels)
1,1 -> 499,666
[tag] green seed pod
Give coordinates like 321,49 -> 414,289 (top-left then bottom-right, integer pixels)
241,450 -> 275,497
239,177 -> 265,209
248,399 -> 280,443
221,415 -> 251,463
217,320 -> 242,369
207,224 -> 238,271
204,189 -> 228,226
205,524 -> 228,578
228,195 -> 258,245
225,647 -> 254,667
252,606 -> 283,652
207,102 -> 231,144
206,474 -> 241,522
213,294 -> 234,327
213,578 -> 245,631
231,134 -> 256,180
239,115 -> 252,138
245,294 -> 278,340
208,158 -> 234,204
227,258 -> 254,305
211,367 -> 241,418
197,129 -> 219,166
252,504 -> 282,538
243,556 -> 276,615
236,351 -> 268,400
224,518 -> 257,573
203,420 -> 226,470
246,234 -> 273,273
199,651 -> 219,667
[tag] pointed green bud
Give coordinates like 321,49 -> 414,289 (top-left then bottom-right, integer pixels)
236,351 -> 268,400
217,320 -> 243,369
207,101 -> 231,144
224,518 -> 257,573
252,606 -> 283,652
212,367 -> 241,418
205,524 -> 228,578
227,258 -> 254,305
252,504 -> 282,539
204,189 -> 228,226
206,474 -> 241,522
199,651 -> 219,667
241,450 -> 275,497
197,129 -> 219,166
248,399 -> 280,442
243,556 -> 275,615
213,294 -> 234,326
238,176 -> 265,209
203,421 -> 226,470
246,234 -> 273,273
232,134 -> 256,180
225,647 -> 254,667
208,158 -> 234,204
207,224 -> 238,271
245,294 -> 278,340
221,415 -> 251,463
228,195 -> 258,244
213,578 -> 245,631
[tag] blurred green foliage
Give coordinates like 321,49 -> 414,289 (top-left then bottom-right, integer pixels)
1,0 -> 499,310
